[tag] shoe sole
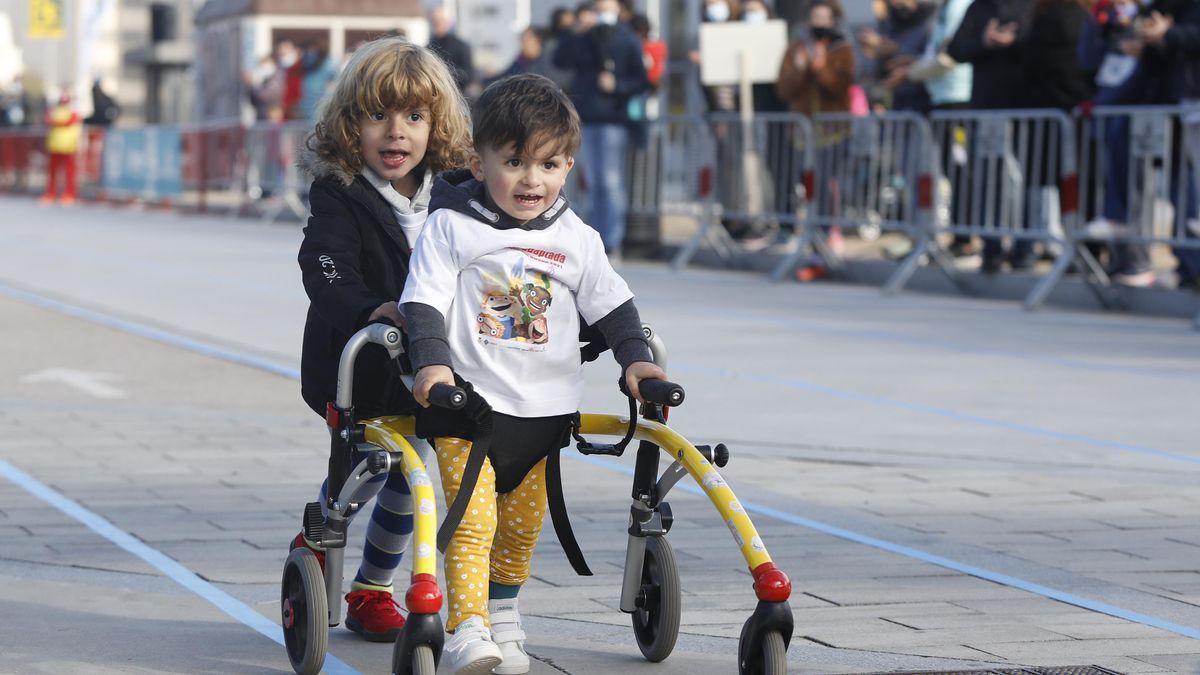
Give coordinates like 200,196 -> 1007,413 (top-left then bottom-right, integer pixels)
345,616 -> 402,643
493,662 -> 531,675
449,655 -> 502,675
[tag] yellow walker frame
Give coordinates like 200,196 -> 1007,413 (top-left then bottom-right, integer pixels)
279,324 -> 793,675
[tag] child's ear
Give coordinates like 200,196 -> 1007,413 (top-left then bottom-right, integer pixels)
564,156 -> 575,174
469,153 -> 485,182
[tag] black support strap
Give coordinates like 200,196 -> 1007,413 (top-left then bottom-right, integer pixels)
545,448 -> 592,576
435,390 -> 493,554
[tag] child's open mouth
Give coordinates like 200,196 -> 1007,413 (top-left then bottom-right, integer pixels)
379,149 -> 409,169
514,194 -> 543,208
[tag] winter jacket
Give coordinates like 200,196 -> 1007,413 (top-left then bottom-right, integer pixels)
1078,11 -> 1147,106
1022,1 -> 1095,110
946,0 -> 1036,109
1147,0 -> 1200,102
776,31 -> 856,116
296,150 -> 421,419
553,23 -> 649,125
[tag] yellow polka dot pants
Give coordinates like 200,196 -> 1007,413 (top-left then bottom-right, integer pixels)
435,437 -> 548,631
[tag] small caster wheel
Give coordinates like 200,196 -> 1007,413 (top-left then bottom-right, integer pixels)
394,644 -> 436,675
739,623 -> 788,674
281,547 -> 328,675
631,536 -> 680,662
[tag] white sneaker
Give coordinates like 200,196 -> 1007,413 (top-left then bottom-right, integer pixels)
441,615 -> 502,675
488,599 -> 530,675
1083,217 -> 1131,239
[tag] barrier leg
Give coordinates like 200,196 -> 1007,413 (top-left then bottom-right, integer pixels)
883,235 -> 928,296
1073,242 -> 1125,311
769,227 -> 814,281
1024,239 -> 1075,310
672,202 -> 732,270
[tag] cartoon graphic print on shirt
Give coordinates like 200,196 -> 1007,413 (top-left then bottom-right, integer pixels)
475,258 -> 554,351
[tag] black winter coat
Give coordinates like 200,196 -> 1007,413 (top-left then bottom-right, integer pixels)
297,174 -> 419,419
1145,0 -> 1200,102
947,0 -> 1036,109
1022,1 -> 1094,110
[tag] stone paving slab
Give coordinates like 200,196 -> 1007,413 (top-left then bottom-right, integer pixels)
3,201 -> 1200,672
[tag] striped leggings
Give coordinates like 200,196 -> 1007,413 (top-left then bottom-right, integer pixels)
316,440 -> 429,591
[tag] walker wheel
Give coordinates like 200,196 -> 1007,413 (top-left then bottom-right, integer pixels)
631,536 -> 680,662
281,547 -> 328,675
394,644 -> 436,675
738,623 -> 787,674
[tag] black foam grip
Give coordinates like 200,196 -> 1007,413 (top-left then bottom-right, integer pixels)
428,383 -> 466,410
638,379 -> 685,406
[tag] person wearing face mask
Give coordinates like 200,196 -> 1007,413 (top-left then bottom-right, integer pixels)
776,1 -> 856,118
776,0 -> 856,280
553,0 -> 650,256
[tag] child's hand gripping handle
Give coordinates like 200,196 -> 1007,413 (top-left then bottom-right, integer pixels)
638,379 -> 686,407
427,382 -> 467,410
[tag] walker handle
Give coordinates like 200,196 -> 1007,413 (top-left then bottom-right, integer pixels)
428,382 -> 467,410
637,379 -> 686,407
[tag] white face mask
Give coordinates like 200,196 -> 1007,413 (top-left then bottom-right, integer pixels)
706,3 -> 731,22
744,9 -> 768,23
278,52 -> 297,68
598,11 -> 619,25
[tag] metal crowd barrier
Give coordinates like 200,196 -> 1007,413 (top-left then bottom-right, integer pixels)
0,120 -> 312,219
239,121 -> 309,222
663,112 -> 815,269
770,111 -> 948,293
929,109 -> 1083,309
1075,105 -> 1200,322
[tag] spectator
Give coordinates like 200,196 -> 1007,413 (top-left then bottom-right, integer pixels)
245,52 -> 281,121
84,79 -> 119,127
544,7 -> 578,91
858,0 -> 938,113
740,0 -> 788,112
696,0 -> 740,113
947,0 -> 1035,110
575,1 -> 598,32
491,27 -> 556,83
1139,1 -> 1200,289
948,0 -> 1037,272
1024,0 -> 1094,111
428,6 -> 475,93
1079,0 -> 1156,286
776,0 -> 856,117
776,0 -> 856,280
40,92 -> 81,205
908,0 -> 975,257
281,40 -> 306,120
297,42 -> 338,122
630,15 -> 666,94
554,0 -> 649,255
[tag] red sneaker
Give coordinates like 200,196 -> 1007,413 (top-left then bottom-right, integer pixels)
289,532 -> 325,571
345,589 -> 406,642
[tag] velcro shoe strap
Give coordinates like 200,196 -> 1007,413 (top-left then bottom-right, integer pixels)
490,626 -> 527,644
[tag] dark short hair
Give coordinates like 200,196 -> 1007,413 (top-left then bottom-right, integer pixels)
473,74 -> 581,157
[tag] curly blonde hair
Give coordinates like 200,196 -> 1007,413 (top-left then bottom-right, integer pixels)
306,37 -> 471,182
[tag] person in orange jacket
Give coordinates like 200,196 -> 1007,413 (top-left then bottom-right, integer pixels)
41,92 -> 82,205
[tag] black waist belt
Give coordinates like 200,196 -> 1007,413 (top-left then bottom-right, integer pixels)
423,383 -> 592,576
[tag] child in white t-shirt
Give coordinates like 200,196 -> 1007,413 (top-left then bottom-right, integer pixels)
399,74 -> 667,675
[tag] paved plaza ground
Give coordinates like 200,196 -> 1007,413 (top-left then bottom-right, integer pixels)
2,197 -> 1199,673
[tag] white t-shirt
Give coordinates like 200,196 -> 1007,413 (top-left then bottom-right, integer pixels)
400,207 -> 633,417
362,167 -> 432,249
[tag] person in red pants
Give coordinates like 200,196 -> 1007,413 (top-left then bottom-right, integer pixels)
41,92 -> 81,205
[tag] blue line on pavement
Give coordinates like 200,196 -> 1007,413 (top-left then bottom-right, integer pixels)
0,283 -> 301,380
8,281 -> 1200,643
671,361 -> 1200,467
571,454 -> 1200,641
0,459 -> 360,675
